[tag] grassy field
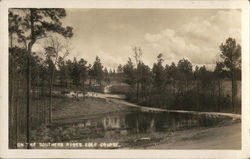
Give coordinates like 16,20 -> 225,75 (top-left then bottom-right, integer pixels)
52,96 -> 133,120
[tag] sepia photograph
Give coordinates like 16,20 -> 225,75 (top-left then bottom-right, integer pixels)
1,0 -> 250,158
8,7 -> 243,149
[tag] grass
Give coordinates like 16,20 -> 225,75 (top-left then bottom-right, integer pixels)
52,96 -> 133,121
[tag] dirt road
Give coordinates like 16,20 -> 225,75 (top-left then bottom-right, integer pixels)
149,122 -> 241,149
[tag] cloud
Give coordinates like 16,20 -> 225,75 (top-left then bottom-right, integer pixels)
143,9 -> 241,69
61,9 -> 241,71
95,50 -> 126,70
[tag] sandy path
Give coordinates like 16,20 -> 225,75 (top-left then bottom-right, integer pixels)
148,122 -> 241,149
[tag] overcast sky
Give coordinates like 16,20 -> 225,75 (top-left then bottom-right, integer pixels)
59,9 -> 241,70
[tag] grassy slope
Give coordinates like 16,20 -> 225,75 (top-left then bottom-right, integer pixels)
52,97 -> 132,120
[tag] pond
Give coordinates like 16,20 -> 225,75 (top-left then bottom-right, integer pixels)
50,110 -> 232,141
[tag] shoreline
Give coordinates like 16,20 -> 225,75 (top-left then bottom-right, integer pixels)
27,121 -> 241,149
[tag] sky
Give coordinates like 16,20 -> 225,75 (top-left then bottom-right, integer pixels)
57,9 -> 241,70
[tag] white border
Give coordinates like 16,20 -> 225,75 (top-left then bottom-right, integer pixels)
0,0 -> 249,158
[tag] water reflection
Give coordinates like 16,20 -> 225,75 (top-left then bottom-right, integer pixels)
67,111 -> 229,138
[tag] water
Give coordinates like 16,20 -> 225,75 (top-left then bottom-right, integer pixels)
52,110 -> 231,141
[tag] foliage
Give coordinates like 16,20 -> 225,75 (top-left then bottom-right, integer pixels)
176,58 -> 193,80
220,38 -> 241,71
152,54 -> 165,88
219,37 -> 241,111
89,56 -> 104,85
123,58 -> 136,85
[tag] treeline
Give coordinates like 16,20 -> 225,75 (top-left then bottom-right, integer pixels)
56,56 -> 111,89
114,39 -> 241,113
10,47 -> 111,92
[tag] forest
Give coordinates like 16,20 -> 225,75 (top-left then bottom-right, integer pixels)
8,8 -> 241,148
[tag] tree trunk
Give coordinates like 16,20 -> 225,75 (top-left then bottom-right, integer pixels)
218,79 -> 221,112
196,80 -> 199,111
9,32 -> 16,148
136,117 -> 139,133
136,82 -> 139,103
26,8 -> 36,149
136,65 -> 139,103
82,80 -> 85,90
185,80 -> 188,92
89,78 -> 92,87
26,45 -> 32,149
49,66 -> 55,123
231,70 -> 237,113
49,52 -> 59,124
